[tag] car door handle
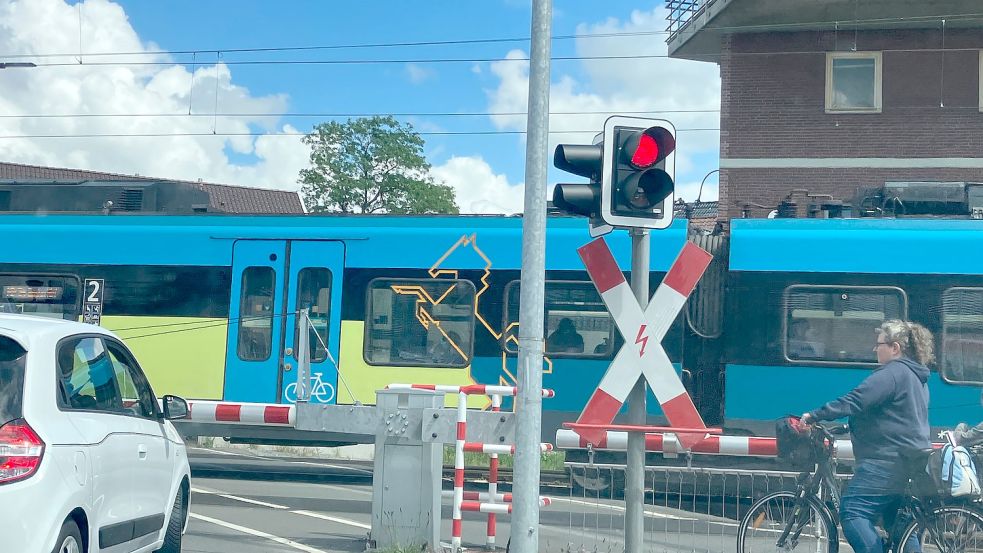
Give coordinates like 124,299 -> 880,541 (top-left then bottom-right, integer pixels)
138,444 -> 148,459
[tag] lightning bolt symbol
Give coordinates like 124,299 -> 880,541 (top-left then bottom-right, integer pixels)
635,324 -> 648,357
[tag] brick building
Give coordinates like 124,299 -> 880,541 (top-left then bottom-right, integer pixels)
667,0 -> 983,221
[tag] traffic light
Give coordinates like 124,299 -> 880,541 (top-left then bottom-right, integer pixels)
600,116 -> 677,230
552,116 -> 677,231
552,142 -> 602,218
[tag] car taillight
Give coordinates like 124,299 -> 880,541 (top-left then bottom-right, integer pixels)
0,419 -> 45,484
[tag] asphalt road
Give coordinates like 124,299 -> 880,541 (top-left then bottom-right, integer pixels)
184,446 -> 747,553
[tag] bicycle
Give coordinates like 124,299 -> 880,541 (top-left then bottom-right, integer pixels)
737,422 -> 983,553
283,372 -> 335,403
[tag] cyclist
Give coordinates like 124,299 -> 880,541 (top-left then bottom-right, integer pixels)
800,319 -> 934,553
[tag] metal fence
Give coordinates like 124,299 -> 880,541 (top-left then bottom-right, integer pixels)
557,462 -> 849,553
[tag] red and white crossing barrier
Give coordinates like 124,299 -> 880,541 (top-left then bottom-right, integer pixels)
576,240 -> 712,449
442,490 -> 513,502
463,442 -> 553,455
461,497 -> 551,515
186,401 -> 295,426
386,383 -> 554,398
555,428 -> 857,461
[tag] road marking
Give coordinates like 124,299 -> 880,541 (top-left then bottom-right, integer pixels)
191,486 -> 289,509
293,510 -> 371,530
192,484 -> 371,530
189,446 -> 268,459
551,497 -> 698,521
190,512 -> 327,553
292,460 -> 373,474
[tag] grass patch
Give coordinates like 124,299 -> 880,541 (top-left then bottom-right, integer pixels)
443,446 -> 565,471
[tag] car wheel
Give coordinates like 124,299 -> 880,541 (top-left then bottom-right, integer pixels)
52,520 -> 83,553
155,488 -> 185,553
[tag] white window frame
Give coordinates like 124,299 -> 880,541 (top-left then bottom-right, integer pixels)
825,51 -> 883,114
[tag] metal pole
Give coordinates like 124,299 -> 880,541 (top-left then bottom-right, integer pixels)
513,1 -> 551,552
296,308 -> 311,402
626,228 -> 650,553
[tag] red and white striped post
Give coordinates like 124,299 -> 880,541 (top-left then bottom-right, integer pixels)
486,394 -> 501,548
452,391 -> 467,552
389,383 -> 554,551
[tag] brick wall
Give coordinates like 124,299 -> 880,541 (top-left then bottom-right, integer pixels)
719,28 -> 983,220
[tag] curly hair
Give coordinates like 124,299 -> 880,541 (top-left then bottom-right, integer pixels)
879,319 -> 935,366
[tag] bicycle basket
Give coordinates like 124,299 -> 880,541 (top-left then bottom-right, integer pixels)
776,416 -> 815,470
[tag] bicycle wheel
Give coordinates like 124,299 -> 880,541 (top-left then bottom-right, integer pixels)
899,504 -> 983,553
738,490 -> 839,553
283,383 -> 297,403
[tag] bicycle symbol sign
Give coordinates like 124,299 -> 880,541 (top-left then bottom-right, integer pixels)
284,372 -> 336,404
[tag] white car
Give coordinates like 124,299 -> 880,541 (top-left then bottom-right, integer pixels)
0,314 -> 191,553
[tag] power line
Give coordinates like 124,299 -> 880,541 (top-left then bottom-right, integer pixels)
19,43 -> 983,69
0,129 -> 721,139
4,11 -> 982,62
32,54 -> 674,67
0,109 -> 721,119
0,30 -> 673,61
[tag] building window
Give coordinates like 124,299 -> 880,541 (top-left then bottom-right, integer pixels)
364,278 -> 475,367
826,52 -> 882,113
942,288 -> 983,385
783,285 -> 906,364
503,280 -> 616,358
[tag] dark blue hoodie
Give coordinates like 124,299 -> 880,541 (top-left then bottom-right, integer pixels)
809,357 -> 931,461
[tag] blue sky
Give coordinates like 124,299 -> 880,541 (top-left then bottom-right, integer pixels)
0,0 -> 721,213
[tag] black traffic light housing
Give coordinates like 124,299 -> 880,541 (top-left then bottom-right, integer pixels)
601,117 -> 677,230
552,142 -> 602,219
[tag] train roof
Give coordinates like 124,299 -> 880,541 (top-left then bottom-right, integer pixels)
731,218 -> 983,274
0,213 -> 689,271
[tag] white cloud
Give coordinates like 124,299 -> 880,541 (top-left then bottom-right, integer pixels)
405,63 -> 435,85
432,155 -> 525,215
485,6 -> 720,165
0,0 -> 307,190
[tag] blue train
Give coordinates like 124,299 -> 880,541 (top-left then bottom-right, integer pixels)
0,213 -> 980,444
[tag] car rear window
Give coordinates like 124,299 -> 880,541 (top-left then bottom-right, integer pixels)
0,336 -> 26,425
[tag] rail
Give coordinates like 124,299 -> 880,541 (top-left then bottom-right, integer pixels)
666,0 -> 716,43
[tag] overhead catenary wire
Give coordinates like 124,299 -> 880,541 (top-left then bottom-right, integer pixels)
2,10 -> 982,61
17,44 -> 983,68
0,128 -> 721,140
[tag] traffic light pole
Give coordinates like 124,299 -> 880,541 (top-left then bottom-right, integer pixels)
626,227 -> 650,553
512,1 -> 551,553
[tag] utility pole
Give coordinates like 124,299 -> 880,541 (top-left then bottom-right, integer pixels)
512,0 -> 551,552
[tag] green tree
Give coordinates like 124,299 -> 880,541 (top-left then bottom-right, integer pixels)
299,116 -> 458,214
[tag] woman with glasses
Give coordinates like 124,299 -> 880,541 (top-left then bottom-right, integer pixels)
801,319 -> 934,553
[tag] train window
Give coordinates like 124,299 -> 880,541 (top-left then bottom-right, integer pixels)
296,268 -> 332,363
0,274 -> 80,320
503,280 -> 615,358
942,288 -> 983,385
364,278 -> 475,368
237,267 -> 276,362
783,285 -> 907,364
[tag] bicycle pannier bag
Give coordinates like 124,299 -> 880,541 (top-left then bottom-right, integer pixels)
925,444 -> 982,498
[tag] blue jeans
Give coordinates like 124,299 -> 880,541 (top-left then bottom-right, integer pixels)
840,459 -> 917,553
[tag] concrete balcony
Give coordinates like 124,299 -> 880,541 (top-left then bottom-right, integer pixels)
667,0 -> 983,62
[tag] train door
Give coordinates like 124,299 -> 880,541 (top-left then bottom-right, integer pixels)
224,240 -> 345,404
